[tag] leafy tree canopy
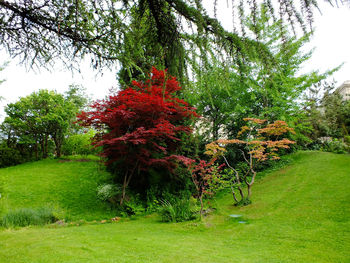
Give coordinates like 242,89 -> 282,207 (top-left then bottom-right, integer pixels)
0,0 -> 339,80
77,67 -> 198,204
185,4 -> 338,142
2,87 -> 87,158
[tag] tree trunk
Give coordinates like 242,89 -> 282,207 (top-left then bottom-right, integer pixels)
231,186 -> 238,203
120,171 -> 128,206
199,193 -> 204,220
53,135 -> 62,158
238,186 -> 244,201
56,145 -> 61,158
35,143 -> 39,160
120,161 -> 139,206
40,139 -> 46,158
232,167 -> 244,204
42,134 -> 48,158
247,170 -> 256,199
231,185 -> 245,204
247,184 -> 252,199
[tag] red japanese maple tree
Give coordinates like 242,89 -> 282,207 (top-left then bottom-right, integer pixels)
77,67 -> 198,204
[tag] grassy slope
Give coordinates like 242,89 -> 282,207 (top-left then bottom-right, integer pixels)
0,151 -> 349,263
0,157 -> 115,221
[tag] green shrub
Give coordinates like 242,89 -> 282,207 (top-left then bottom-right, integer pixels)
0,207 -> 57,228
158,197 -> 198,222
96,185 -> 145,216
96,184 -> 121,203
344,136 -> 350,145
235,198 -> 252,207
321,138 -> 349,154
0,144 -> 23,168
62,130 -> 97,156
121,200 -> 145,216
306,141 -> 322,151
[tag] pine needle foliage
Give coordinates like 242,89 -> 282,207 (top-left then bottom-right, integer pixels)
0,0 -> 342,81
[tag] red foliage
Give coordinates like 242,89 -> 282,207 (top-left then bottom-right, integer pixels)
77,67 -> 198,173
174,155 -> 217,195
174,155 -> 225,218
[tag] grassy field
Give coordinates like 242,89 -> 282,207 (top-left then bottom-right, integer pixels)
0,156 -> 115,221
0,151 -> 349,262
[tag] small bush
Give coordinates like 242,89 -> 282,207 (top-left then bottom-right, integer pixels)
158,197 -> 198,222
120,200 -> 145,216
306,141 -> 322,151
62,130 -> 97,156
0,207 -> 57,228
96,184 -> 121,203
321,138 -> 349,154
344,136 -> 350,145
0,143 -> 23,168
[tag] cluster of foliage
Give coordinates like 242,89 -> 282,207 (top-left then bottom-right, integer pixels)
303,81 -> 350,153
186,4 -> 335,142
78,67 -> 198,205
62,129 -> 98,156
96,184 -> 121,204
205,118 -> 295,205
174,156 -> 224,218
0,0 -> 333,85
0,143 -> 23,168
310,83 -> 350,138
320,138 -> 350,154
158,197 -> 198,222
0,86 -> 88,167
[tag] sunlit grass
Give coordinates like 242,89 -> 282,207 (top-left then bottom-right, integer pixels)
0,151 -> 349,262
0,156 -> 115,221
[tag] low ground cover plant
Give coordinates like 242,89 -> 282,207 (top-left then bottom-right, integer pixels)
0,207 -> 57,228
321,138 -> 350,154
158,197 -> 198,222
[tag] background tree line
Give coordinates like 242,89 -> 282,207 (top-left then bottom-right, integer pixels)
0,85 -> 97,167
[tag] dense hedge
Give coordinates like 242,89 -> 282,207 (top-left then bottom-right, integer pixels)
0,144 -> 24,168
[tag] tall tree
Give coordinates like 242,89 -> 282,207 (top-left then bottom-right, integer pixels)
0,0 -> 339,80
77,67 -> 198,204
306,81 -> 350,139
2,89 -> 83,158
186,4 -> 336,142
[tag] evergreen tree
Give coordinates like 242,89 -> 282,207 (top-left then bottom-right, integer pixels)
0,0 -> 339,81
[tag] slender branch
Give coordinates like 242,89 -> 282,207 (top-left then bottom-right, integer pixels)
126,159 -> 140,186
239,149 -> 249,164
231,185 -> 238,203
0,0 -> 107,43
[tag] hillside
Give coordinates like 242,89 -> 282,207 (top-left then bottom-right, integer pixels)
0,151 -> 349,262
0,156 -> 115,221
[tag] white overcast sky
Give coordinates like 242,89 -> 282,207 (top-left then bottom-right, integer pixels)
0,2 -> 350,120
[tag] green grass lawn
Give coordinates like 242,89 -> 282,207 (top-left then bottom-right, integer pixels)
0,151 -> 349,262
0,156 -> 115,221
